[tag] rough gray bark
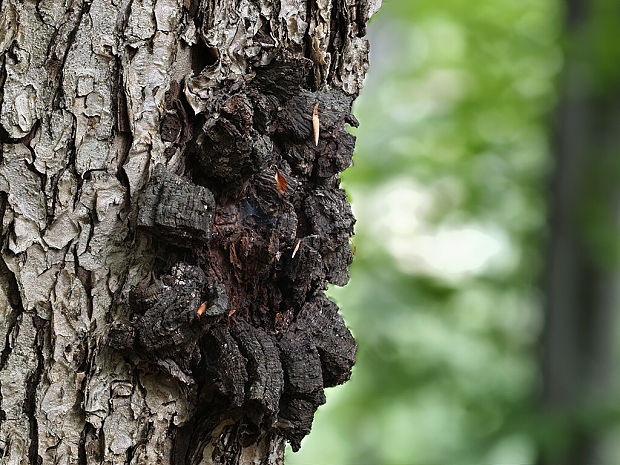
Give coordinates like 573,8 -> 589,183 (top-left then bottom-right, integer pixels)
0,0 -> 381,463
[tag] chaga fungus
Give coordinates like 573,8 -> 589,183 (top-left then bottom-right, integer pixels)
108,263 -> 228,380
110,55 -> 359,453
137,164 -> 215,247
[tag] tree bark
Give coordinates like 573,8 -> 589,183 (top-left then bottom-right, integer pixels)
541,0 -> 620,463
0,0 -> 381,463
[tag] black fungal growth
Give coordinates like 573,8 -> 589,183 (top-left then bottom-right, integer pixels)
108,263 -> 228,383
137,165 -> 215,247
109,56 -> 359,454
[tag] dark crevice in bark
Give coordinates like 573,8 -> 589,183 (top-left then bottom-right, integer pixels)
116,160 -> 132,212
85,211 -> 96,256
46,0 -> 93,111
118,0 -> 135,37
0,192 -> 6,240
0,55 -> 5,137
354,2 -> 366,37
46,171 -> 60,227
0,258 -> 23,372
75,334 -> 98,462
0,117 -> 40,145
111,55 -> 123,135
74,246 -> 94,321
173,414 -> 215,465
77,404 -> 89,464
326,0 -> 347,86
0,257 -> 25,427
24,316 -> 47,465
191,40 -> 220,75
112,56 -> 133,211
78,422 -> 100,465
34,0 -> 52,27
160,78 -> 194,169
64,112 -> 83,211
304,0 -> 318,90
17,121 -> 40,152
185,0 -> 199,20
125,420 -> 152,465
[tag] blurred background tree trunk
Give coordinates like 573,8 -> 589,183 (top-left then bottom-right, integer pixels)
541,0 -> 620,463
0,0 -> 379,463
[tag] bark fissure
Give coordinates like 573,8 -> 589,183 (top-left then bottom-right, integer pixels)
24,317 -> 46,465
0,258 -> 21,374
0,261 -> 22,431
0,56 -> 5,140
46,0 -> 93,112
74,247 -> 94,321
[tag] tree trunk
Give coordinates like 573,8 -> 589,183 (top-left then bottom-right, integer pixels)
541,0 -> 620,463
0,0 -> 380,462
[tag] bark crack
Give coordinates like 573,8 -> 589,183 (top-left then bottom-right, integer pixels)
47,0 -> 93,111
74,246 -> 93,321
0,55 -> 6,139
24,316 -> 46,465
0,258 -> 24,429
0,261 -> 23,373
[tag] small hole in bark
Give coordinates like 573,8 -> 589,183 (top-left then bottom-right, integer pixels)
191,41 -> 219,74
256,20 -> 273,44
125,45 -> 138,61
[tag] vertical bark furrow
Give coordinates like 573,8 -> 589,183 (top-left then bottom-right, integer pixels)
0,296 -> 37,463
0,257 -> 24,441
44,0 -> 92,111
0,257 -> 22,372
24,317 -> 46,465
0,56 -> 6,141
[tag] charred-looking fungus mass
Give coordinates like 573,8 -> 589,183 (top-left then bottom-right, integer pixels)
137,165 -> 216,247
106,0 -> 377,458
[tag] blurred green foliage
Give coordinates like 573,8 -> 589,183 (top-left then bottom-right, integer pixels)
286,0 -> 563,463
